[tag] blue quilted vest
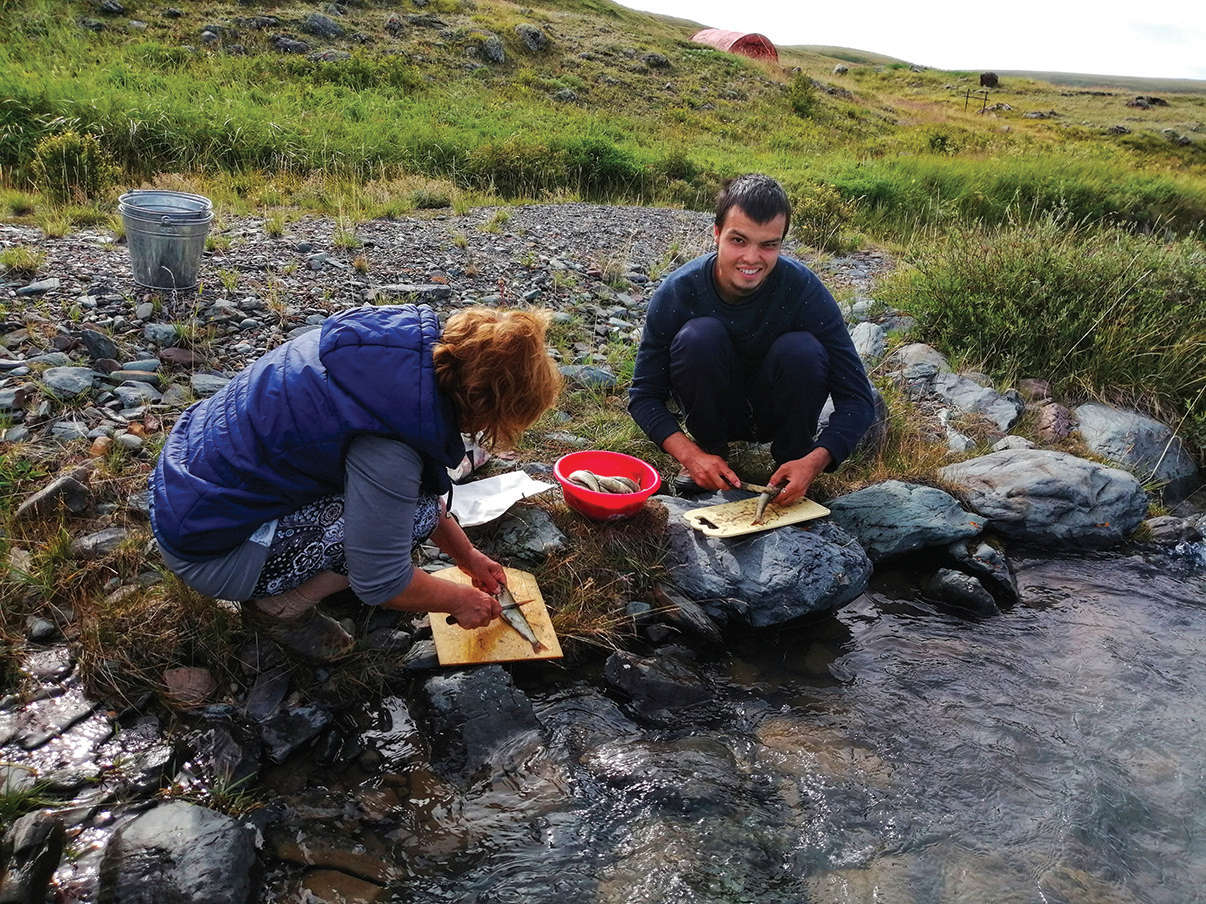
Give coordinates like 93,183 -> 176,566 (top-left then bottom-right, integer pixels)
150,304 -> 465,560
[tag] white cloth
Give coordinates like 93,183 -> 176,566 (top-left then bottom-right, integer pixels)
450,471 -> 555,527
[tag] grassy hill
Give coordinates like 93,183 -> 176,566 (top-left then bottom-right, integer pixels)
1,0 -> 1203,238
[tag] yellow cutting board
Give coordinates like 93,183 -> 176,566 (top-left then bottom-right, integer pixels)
682,495 -> 830,538
428,566 -> 563,666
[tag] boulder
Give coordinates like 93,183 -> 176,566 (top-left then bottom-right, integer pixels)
927,372 -> 1023,432
603,648 -> 710,719
924,568 -> 1000,616
658,494 -> 872,627
99,801 -> 256,903
301,12 -> 344,38
477,33 -> 505,64
514,23 -> 548,52
939,449 -> 1148,547
827,480 -> 983,562
944,537 -> 1018,606
980,72 -> 999,88
1074,402 -> 1200,503
0,810 -> 66,904
888,342 -> 950,373
419,666 -> 543,783
849,321 -> 885,360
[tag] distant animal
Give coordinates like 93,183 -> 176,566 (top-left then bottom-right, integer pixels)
980,72 -> 999,88
833,64 -> 848,75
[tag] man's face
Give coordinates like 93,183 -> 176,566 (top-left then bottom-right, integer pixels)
712,206 -> 786,302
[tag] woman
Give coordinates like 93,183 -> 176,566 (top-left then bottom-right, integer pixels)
149,304 -> 562,661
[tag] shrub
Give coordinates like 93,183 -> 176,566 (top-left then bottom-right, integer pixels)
790,182 -> 859,253
29,131 -> 117,202
878,214 -> 1206,453
787,72 -> 818,118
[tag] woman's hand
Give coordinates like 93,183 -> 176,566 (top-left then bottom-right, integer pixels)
457,547 -> 506,595
446,582 -> 502,629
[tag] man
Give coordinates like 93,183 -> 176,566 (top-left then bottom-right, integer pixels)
628,173 -> 875,505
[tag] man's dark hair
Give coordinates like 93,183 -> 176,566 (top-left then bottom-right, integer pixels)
714,174 -> 791,237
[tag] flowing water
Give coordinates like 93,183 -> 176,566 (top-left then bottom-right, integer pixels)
279,550 -> 1206,904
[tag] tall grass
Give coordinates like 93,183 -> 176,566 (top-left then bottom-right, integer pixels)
879,214 -> 1206,451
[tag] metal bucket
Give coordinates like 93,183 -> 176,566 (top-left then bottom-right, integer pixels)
120,191 -> 213,292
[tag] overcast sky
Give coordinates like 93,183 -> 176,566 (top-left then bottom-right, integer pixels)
621,0 -> 1206,81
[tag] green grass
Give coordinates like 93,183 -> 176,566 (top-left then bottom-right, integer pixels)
0,244 -> 43,277
879,213 -> 1206,450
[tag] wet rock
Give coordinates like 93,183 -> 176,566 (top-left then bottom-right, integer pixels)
98,801 -> 256,904
580,734 -> 743,812
828,480 -> 983,563
658,494 -> 872,627
850,321 -> 885,360
301,870 -> 386,903
398,638 -> 439,672
1142,515 -> 1201,544
260,705 -> 332,763
20,647 -> 74,683
0,810 -> 66,904
603,648 -> 710,716
533,686 -> 638,758
925,568 -> 1000,616
944,538 -> 1018,606
186,722 -> 262,789
489,505 -> 567,562
651,583 -> 723,645
1075,402 -> 1200,503
244,669 -> 290,722
514,23 -> 548,52
558,363 -> 617,390
70,527 -> 130,560
40,366 -> 96,396
419,665 -> 543,783
268,824 -> 393,885
190,373 -> 230,397
14,474 -> 92,521
15,682 -> 99,750
939,449 -> 1148,548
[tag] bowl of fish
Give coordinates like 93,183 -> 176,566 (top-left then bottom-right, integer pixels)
554,450 -> 662,521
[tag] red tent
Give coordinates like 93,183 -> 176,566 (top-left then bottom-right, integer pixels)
690,28 -> 779,62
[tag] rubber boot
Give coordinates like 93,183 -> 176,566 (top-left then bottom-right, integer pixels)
248,571 -> 355,662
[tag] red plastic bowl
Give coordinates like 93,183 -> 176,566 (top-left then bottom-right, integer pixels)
554,450 -> 662,521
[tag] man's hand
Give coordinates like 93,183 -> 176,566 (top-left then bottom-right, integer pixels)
445,582 -> 502,629
683,448 -> 741,492
769,448 -> 832,506
456,547 -> 505,595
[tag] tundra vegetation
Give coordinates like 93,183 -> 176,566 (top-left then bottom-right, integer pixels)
0,0 -> 1203,764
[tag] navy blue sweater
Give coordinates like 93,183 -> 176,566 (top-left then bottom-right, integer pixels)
628,253 -> 875,467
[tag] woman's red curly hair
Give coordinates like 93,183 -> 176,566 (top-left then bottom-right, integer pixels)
434,307 -> 562,449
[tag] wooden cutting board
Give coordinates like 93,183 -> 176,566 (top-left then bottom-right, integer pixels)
428,566 -> 563,666
682,494 -> 830,538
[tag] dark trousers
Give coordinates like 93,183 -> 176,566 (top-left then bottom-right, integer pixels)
669,317 -> 829,464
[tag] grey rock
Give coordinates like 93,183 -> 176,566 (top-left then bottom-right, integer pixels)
99,802 -> 256,904
652,584 -> 723,645
553,87 -> 578,103
490,505 -> 567,561
1142,515 -> 1201,544
123,358 -> 162,372
515,23 -> 548,52
642,51 -> 670,68
41,367 -> 96,396
16,278 -> 60,297
889,342 -> 950,373
658,494 -> 872,627
0,386 -> 32,411
420,666 -> 543,783
399,638 -> 440,671
245,670 -> 290,722
79,328 -> 119,360
850,320 -> 885,360
603,648 -> 710,715
929,372 -> 1023,432
558,363 -> 617,390
16,683 -> 98,750
365,283 -> 452,302
543,430 -> 590,447
142,323 -> 179,346
27,352 -> 72,366
71,527 -> 130,559
115,433 -> 144,452
21,646 -> 73,682
270,33 -> 310,53
188,723 -> 261,789
301,12 -> 344,38
2,425 -> 30,443
945,538 -> 1018,606
478,34 -> 505,64
1074,402 -> 1200,503
190,373 -> 231,397
580,734 -> 744,812
114,381 -> 163,407
50,421 -> 89,442
828,480 -> 983,563
991,435 -> 1035,452
260,705 -> 332,763
939,449 -> 1148,548
161,384 -> 192,407
0,810 -> 66,904
15,475 -> 91,521
924,568 -> 1000,616
25,617 -> 57,643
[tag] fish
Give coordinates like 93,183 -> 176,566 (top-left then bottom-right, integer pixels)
743,482 -> 783,525
567,469 -> 640,494
497,583 -> 547,653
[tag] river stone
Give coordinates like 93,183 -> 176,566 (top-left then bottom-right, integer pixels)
534,686 -> 638,758
190,373 -> 230,396
939,449 -> 1148,547
245,669 -> 290,722
71,527 -> 130,559
889,342 -> 950,373
142,323 -> 179,346
301,870 -> 386,904
14,474 -> 91,521
928,372 -> 1023,432
16,682 -> 99,750
827,480 -> 983,562
658,494 -> 872,627
419,665 -> 543,783
99,801 -> 256,904
268,824 -> 393,885
260,705 -> 332,763
187,723 -> 262,789
78,328 -> 119,361
0,810 -> 66,904
489,505 -> 567,561
850,321 -> 886,360
945,538 -> 1018,606
1142,515 -> 1202,544
651,583 -> 723,645
41,366 -> 96,396
924,568 -> 1000,616
1074,402 -> 1200,503
558,364 -> 617,390
114,381 -> 163,407
580,734 -> 743,812
603,648 -> 710,716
